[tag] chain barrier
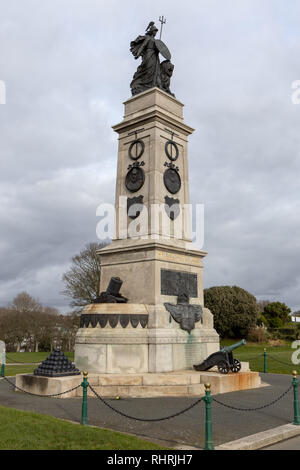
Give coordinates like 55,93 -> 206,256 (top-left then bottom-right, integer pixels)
2,376 -> 81,398
5,354 -> 73,365
1,369 -> 299,451
212,384 -> 293,412
88,384 -> 203,422
245,353 -> 265,361
6,356 -> 42,364
267,354 -> 294,367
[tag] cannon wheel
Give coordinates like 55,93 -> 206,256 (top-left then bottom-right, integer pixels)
217,361 -> 230,374
231,359 -> 241,373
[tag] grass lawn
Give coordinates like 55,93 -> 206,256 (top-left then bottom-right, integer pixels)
0,406 -> 168,450
5,352 -> 74,363
2,344 -> 298,376
4,352 -> 75,376
5,365 -> 36,376
221,339 -> 298,375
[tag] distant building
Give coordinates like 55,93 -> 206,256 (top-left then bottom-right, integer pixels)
291,311 -> 300,323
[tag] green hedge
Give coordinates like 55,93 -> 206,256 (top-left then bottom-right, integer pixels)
267,327 -> 299,340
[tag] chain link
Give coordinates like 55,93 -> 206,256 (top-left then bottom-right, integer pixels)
3,376 -> 82,398
267,354 -> 294,367
246,353 -> 265,361
6,355 -> 42,364
212,384 -> 293,411
5,354 -> 73,365
88,384 -> 203,422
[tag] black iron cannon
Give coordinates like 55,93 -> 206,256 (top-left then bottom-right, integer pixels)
193,340 -> 246,374
92,277 -> 128,304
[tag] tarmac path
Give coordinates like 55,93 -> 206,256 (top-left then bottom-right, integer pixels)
0,373 -> 296,449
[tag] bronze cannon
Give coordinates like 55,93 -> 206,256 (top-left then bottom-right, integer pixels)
194,340 -> 246,374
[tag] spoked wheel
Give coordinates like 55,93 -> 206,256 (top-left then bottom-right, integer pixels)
217,361 -> 230,374
231,359 -> 241,373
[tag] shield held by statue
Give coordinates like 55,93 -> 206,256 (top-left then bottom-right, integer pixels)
155,39 -> 172,60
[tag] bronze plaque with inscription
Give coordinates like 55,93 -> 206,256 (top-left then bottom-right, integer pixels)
161,269 -> 198,298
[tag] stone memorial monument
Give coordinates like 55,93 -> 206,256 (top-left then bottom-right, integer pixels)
75,20 -> 225,392
16,20 -> 262,398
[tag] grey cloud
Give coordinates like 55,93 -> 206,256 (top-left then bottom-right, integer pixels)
0,0 -> 300,311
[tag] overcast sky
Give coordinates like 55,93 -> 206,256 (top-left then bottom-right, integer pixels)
0,0 -> 300,312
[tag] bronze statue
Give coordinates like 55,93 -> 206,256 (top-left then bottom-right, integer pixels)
130,21 -> 175,96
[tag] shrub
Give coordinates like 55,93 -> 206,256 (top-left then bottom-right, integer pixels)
268,328 -> 299,341
247,328 -> 268,343
263,302 -> 291,328
204,286 -> 259,338
268,339 -> 285,347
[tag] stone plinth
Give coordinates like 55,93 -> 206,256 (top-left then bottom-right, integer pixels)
15,366 -> 263,399
15,373 -> 83,399
75,303 -> 219,374
198,371 -> 261,395
98,240 -> 207,306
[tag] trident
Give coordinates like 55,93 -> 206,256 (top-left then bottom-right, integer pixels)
159,16 -> 166,40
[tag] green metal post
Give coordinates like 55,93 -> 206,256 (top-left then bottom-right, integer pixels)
81,371 -> 89,425
203,383 -> 214,450
264,348 -> 267,374
293,371 -> 300,426
0,352 -> 5,377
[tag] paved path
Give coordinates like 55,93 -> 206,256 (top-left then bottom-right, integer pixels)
0,373 -> 297,449
262,435 -> 300,450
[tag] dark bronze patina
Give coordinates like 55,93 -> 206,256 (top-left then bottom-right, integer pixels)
165,140 -> 179,161
129,139 -> 145,161
193,340 -> 246,374
126,162 -> 145,193
165,195 -> 180,221
164,162 -> 181,194
127,195 -> 144,219
130,21 -> 175,96
93,277 -> 128,304
161,269 -> 198,298
80,314 -> 148,329
164,293 -> 203,334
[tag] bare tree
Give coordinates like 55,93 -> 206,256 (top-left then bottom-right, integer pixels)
57,313 -> 80,351
0,296 -> 80,353
61,242 -> 108,309
7,293 -> 44,351
257,300 -> 270,313
0,308 -> 23,352
5,293 -> 60,352
10,292 -> 42,314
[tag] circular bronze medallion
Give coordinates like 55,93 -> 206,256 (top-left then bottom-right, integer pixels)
164,168 -> 181,194
125,166 -> 145,193
129,139 -> 145,161
165,140 -> 179,162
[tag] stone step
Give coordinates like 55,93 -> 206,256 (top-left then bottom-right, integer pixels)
198,371 -> 261,394
87,372 -> 202,387
16,369 -> 263,399
81,383 -> 206,398
142,373 -> 199,386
